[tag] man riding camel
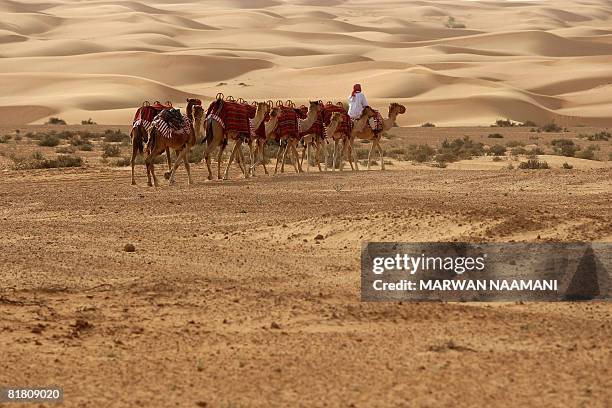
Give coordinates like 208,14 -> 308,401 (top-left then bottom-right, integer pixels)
349,83 -> 380,132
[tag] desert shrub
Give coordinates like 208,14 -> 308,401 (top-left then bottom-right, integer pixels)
434,152 -> 457,164
551,139 -> 578,157
562,162 -> 573,169
490,144 -> 506,156
540,122 -> 562,132
113,157 -> 132,167
10,152 -> 83,170
510,147 -> 527,156
101,143 -> 121,158
56,146 -> 76,154
488,133 -> 503,138
492,156 -> 503,162
506,140 -> 525,148
81,118 -> 97,125
38,134 -> 60,147
577,147 -> 596,160
103,129 -> 129,143
445,16 -> 465,29
189,144 -> 205,164
405,144 -> 435,162
507,163 -> 515,170
47,117 -> 66,125
79,141 -> 94,151
579,131 -> 610,141
438,136 -> 484,160
0,135 -> 11,143
421,122 -> 436,128
355,148 -> 371,160
528,146 -> 544,155
518,159 -> 549,169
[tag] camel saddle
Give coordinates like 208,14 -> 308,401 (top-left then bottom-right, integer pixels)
370,110 -> 384,134
132,101 -> 173,131
205,99 -> 251,136
322,103 -> 351,138
152,109 -> 191,139
245,104 -> 267,140
274,106 -> 303,142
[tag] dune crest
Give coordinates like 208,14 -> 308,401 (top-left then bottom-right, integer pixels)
1,0 -> 612,125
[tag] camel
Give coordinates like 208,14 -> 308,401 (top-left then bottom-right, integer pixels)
328,105 -> 376,171
129,99 -> 201,185
300,103 -> 326,172
351,103 -> 406,170
144,103 -> 203,187
277,101 -> 322,174
202,100 -> 270,180
248,104 -> 281,176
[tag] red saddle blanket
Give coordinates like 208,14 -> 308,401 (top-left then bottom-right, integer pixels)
205,100 -> 251,135
322,104 -> 351,137
274,106 -> 303,141
371,111 -> 384,133
298,106 -> 325,139
132,103 -> 172,130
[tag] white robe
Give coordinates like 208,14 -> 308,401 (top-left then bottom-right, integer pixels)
348,92 -> 368,119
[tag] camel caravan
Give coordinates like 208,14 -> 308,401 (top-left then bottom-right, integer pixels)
129,94 -> 405,186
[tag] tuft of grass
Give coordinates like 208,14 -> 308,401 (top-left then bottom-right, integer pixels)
421,122 -> 436,128
101,143 -> 121,158
578,131 -> 610,141
551,139 -> 578,157
38,134 -> 60,147
492,156 -> 503,162
189,144 -> 205,164
81,118 -> 97,125
510,147 -> 527,156
562,162 -> 573,169
0,135 -> 12,143
103,129 -> 129,143
518,159 -> 549,169
487,133 -> 503,139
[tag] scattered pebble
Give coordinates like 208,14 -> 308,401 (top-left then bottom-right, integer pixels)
123,243 -> 136,252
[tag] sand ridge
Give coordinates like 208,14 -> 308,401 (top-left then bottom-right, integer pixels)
1,0 -> 612,125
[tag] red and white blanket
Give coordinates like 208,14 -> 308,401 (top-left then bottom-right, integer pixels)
274,106 -> 302,141
205,100 -> 251,135
371,111 -> 384,133
152,114 -> 192,139
132,102 -> 172,131
298,106 -> 325,140
322,103 -> 351,138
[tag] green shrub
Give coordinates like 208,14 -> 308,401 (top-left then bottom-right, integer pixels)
518,159 -> 549,169
439,136 -> 484,160
189,144 -> 205,164
528,147 -> 544,155
577,148 -> 595,160
562,162 -> 573,169
490,144 -> 506,156
579,131 -> 610,141
492,156 -> 503,162
510,147 -> 527,156
101,143 -> 121,158
488,133 -> 503,138
405,144 -> 436,162
103,129 -> 129,143
38,134 -> 60,147
506,140 -> 525,148
0,135 -> 11,143
551,139 -> 578,157
10,152 -> 83,170
81,118 -> 97,125
540,122 -> 562,132
421,122 -> 436,128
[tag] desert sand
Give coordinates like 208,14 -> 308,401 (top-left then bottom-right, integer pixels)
1,1 -> 612,407
2,0 -> 612,126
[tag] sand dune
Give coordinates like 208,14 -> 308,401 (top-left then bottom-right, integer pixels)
1,0 -> 612,125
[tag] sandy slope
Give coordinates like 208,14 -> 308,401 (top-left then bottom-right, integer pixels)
1,0 -> 612,125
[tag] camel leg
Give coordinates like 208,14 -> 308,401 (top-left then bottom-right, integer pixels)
306,141 -> 310,172
248,141 -> 256,177
130,145 -> 138,185
145,154 -> 159,188
332,139 -> 338,172
274,142 -> 284,175
217,144 -> 226,180
204,145 -> 214,181
261,141 -> 269,175
237,144 -> 249,179
376,140 -> 385,171
280,143 -> 289,174
183,150 -> 193,185
323,140 -> 328,171
224,141 -> 239,180
291,142 -> 301,173
165,147 -> 172,172
352,139 -> 359,171
315,142 -> 323,172
367,141 -> 375,170
168,147 -> 188,185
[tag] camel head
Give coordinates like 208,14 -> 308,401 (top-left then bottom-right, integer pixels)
269,107 -> 281,119
186,98 -> 202,106
330,112 -> 343,124
389,103 -> 406,116
193,105 -> 204,120
308,100 -> 322,114
256,101 -> 270,115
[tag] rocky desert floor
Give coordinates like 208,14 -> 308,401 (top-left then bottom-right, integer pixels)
1,124 -> 611,407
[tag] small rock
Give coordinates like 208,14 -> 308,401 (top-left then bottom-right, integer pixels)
270,322 -> 281,330
123,243 -> 136,252
314,234 -> 324,241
